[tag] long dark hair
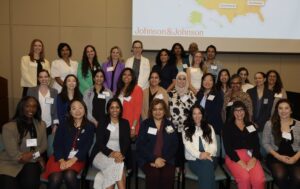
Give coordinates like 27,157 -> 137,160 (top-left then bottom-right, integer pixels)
199,73 -> 216,94
12,96 -> 42,145
115,68 -> 137,97
271,99 -> 293,146
170,43 -> 186,62
184,104 -> 212,143
81,45 -> 101,78
265,70 -> 284,94
106,97 -> 123,119
216,69 -> 230,91
59,74 -> 82,102
66,99 -> 89,129
155,48 -> 173,66
93,69 -> 106,85
237,67 -> 250,83
227,101 -> 251,125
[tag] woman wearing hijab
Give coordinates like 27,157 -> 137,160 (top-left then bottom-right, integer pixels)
169,71 -> 196,169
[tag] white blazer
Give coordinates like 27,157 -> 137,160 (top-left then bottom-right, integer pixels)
125,55 -> 150,89
182,124 -> 217,160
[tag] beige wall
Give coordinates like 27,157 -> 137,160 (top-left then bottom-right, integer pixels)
1,0 -> 300,117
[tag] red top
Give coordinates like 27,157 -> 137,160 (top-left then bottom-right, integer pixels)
122,85 -> 143,135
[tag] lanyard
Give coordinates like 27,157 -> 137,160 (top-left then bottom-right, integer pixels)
71,127 -> 82,150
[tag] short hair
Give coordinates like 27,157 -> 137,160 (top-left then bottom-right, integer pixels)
205,45 -> 217,54
57,42 -> 72,58
227,101 -> 251,124
148,98 -> 170,119
132,40 -> 143,49
38,69 -> 50,77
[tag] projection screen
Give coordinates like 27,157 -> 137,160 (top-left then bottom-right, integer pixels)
132,0 -> 300,53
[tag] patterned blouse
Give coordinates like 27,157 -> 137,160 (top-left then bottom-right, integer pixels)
169,89 -> 196,132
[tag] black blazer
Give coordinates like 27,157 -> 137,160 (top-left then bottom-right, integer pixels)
247,86 -> 274,131
90,118 -> 132,168
136,118 -> 178,167
196,90 -> 224,134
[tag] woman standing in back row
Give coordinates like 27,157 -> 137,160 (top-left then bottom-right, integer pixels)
51,43 -> 78,93
77,45 -> 101,94
102,46 -> 125,94
20,39 -> 50,97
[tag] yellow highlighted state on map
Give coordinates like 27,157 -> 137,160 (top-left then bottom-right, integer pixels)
196,0 -> 266,22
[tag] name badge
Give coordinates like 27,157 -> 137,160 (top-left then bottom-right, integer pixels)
124,96 -> 132,102
155,94 -> 163,100
68,149 -> 78,159
247,150 -> 253,157
26,138 -> 37,147
107,67 -> 114,72
282,132 -> 292,140
165,126 -> 174,133
181,95 -> 189,102
45,97 -> 54,104
227,101 -> 233,106
263,98 -> 268,104
98,94 -> 106,99
246,125 -> 256,133
102,91 -> 110,97
147,127 -> 157,135
33,151 -> 40,159
207,95 -> 215,101
274,93 -> 283,98
211,65 -> 217,70
107,124 -> 116,132
182,64 -> 188,69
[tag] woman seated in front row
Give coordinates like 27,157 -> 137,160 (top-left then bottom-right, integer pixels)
43,99 -> 94,189
223,101 -> 265,189
262,99 -> 300,189
0,96 -> 47,189
90,98 -> 131,189
182,104 -> 217,189
137,99 -> 178,189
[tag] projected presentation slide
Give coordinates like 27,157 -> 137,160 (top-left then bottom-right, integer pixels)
132,0 -> 300,53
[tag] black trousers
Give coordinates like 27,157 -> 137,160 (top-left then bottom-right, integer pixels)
0,162 -> 41,189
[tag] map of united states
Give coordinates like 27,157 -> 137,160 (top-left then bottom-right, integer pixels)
191,0 -> 266,24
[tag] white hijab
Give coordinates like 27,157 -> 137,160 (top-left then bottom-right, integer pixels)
175,71 -> 189,97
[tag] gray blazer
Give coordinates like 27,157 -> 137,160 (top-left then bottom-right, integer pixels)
0,120 -> 47,177
27,86 -> 59,126
262,120 -> 300,154
83,87 -> 112,124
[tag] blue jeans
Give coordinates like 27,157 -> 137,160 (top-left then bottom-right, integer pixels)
188,158 -> 216,189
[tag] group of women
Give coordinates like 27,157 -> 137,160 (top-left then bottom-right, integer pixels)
0,39 -> 299,189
